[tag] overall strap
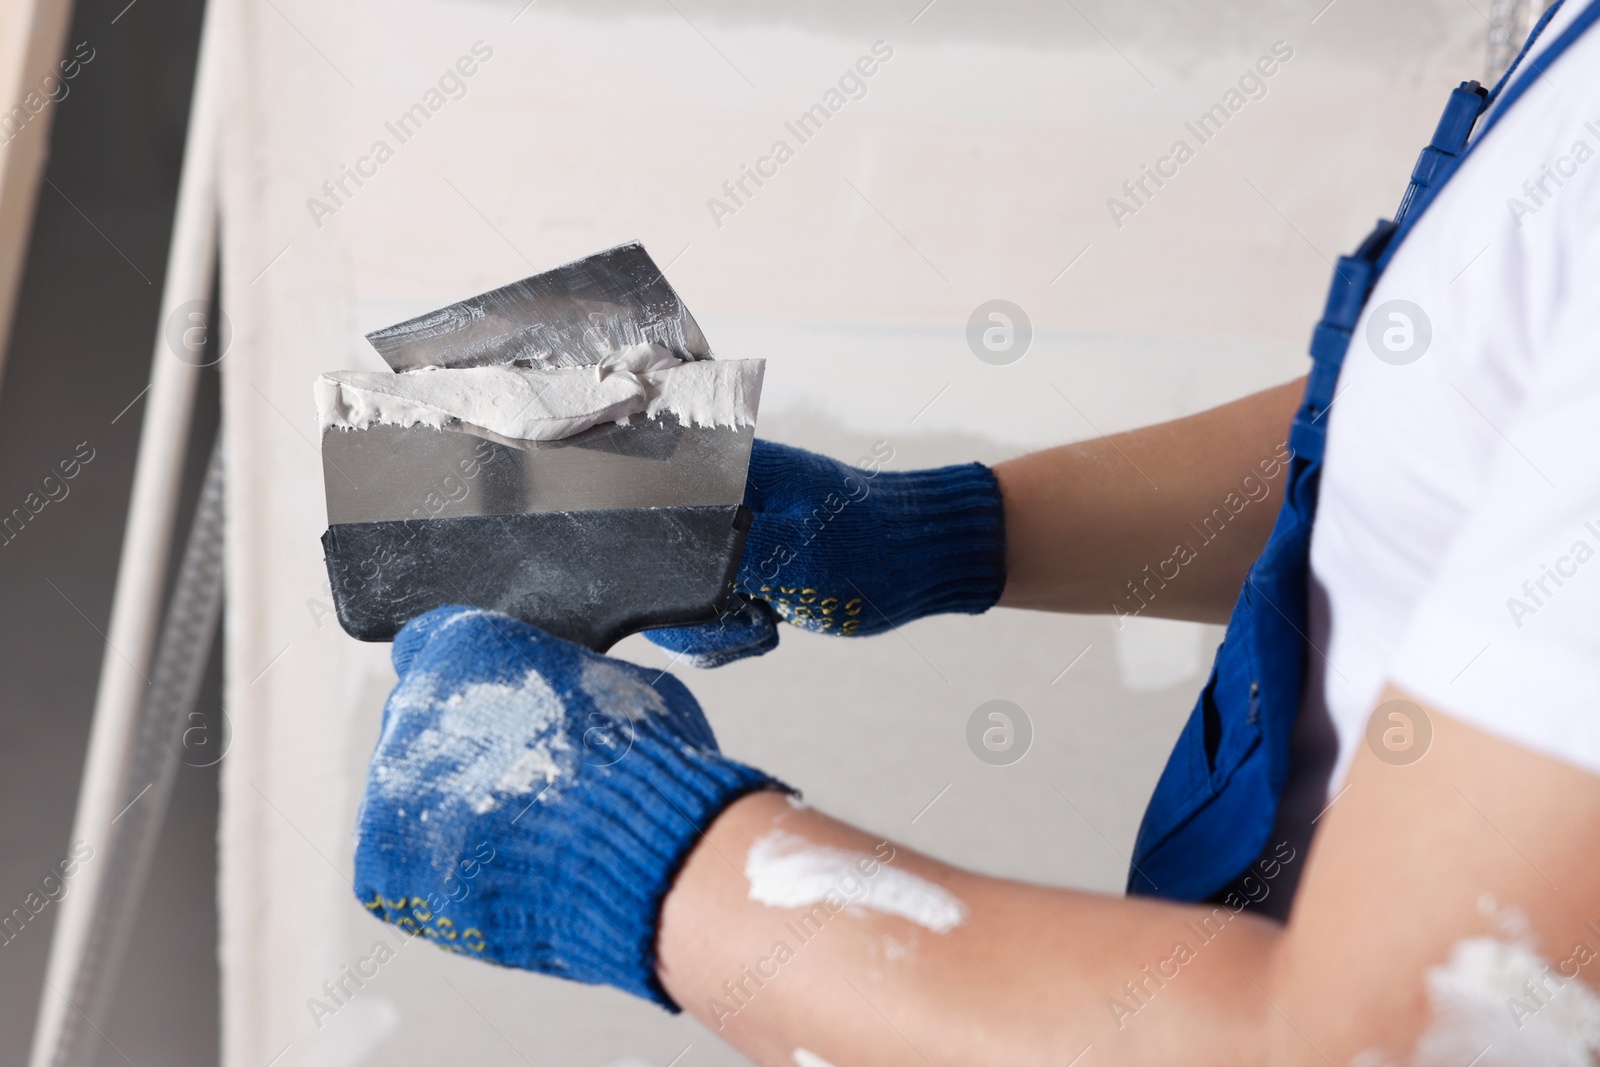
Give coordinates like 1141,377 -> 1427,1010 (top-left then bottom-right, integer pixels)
1486,1 -> 1567,107
1127,0 -> 1600,905
1394,2 -> 1566,224
1380,0 -> 1600,273
1289,221 -> 1395,465
1294,0 -> 1596,467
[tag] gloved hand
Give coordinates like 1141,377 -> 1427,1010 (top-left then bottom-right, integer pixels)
352,605 -> 786,1008
645,439 -> 1007,668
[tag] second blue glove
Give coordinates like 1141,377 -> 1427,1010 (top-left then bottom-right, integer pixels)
645,439 -> 1007,667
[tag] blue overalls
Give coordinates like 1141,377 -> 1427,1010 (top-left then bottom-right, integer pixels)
1129,0 -> 1600,904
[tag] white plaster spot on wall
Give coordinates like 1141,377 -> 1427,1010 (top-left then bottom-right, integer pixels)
316,998 -> 400,1067
1112,615 -> 1205,692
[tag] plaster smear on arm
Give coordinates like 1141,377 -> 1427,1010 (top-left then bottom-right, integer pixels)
315,344 -> 763,442
792,1050 -> 838,1067
1353,927 -> 1600,1067
744,830 -> 968,934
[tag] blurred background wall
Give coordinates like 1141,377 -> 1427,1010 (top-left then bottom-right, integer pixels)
0,0 -> 217,1063
0,1 -> 1515,1064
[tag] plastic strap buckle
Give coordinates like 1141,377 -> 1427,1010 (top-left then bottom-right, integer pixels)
1431,80 -> 1487,153
1396,81 -> 1487,221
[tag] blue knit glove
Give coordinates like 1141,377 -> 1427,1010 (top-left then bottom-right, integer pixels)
645,439 -> 1006,667
352,605 -> 785,1008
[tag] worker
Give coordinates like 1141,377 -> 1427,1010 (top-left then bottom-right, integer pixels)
350,2 -> 1600,1062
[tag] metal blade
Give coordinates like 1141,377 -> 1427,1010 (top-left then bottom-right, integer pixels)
364,241 -> 711,371
322,419 -> 754,526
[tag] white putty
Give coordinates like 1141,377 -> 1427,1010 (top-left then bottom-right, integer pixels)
316,344 -> 764,441
792,1050 -> 839,1067
370,667 -> 570,821
745,831 -> 968,934
1356,935 -> 1600,1067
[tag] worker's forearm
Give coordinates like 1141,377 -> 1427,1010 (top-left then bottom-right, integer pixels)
995,378 -> 1304,624
655,791 -> 1281,1067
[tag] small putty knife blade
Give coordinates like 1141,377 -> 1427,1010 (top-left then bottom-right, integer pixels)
364,241 -> 710,371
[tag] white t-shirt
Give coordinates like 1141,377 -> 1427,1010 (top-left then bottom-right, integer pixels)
1293,1 -> 1600,817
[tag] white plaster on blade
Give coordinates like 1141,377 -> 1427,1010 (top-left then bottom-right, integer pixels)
745,831 -> 968,934
792,1049 -> 838,1067
315,344 -> 763,441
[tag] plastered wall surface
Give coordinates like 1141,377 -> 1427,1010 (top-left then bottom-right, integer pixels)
216,1 -> 1484,1062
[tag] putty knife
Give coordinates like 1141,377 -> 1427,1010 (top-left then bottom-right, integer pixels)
319,242 -> 757,651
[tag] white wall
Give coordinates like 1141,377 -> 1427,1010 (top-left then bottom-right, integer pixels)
217,1 -> 1486,1063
